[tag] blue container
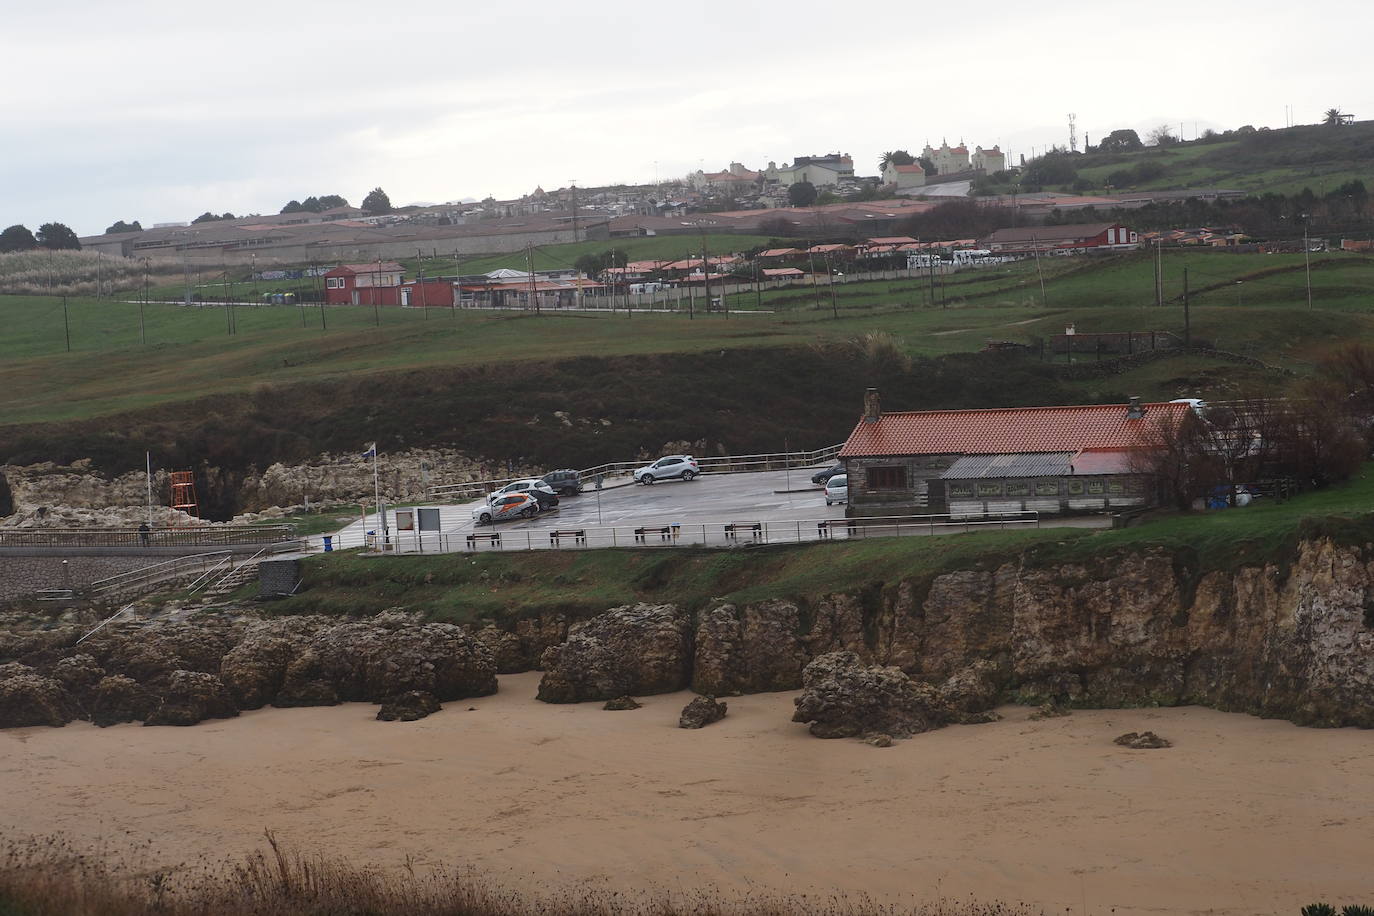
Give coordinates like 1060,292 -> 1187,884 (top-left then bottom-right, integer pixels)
323,535 -> 333,552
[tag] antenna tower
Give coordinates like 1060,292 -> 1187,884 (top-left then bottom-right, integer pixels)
1068,113 -> 1078,153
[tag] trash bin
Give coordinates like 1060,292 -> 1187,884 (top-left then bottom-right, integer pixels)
323,535 -> 333,552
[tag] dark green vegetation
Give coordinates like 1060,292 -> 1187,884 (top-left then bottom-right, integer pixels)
276,465 -> 1374,624
1018,121 -> 1374,197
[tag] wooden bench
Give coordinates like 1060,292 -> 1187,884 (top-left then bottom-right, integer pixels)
723,521 -> 763,541
465,532 -> 502,548
634,525 -> 673,543
548,529 -> 587,546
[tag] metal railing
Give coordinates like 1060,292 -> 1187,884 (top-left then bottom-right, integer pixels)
427,443 -> 844,500
87,550 -> 233,598
317,511 -> 1040,555
0,525 -> 298,549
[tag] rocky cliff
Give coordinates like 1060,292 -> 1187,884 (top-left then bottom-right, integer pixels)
531,537 -> 1374,728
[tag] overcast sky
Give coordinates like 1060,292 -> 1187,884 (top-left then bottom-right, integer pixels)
3,0 -> 1370,236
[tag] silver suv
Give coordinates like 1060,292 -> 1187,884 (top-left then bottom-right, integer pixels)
633,455 -> 699,485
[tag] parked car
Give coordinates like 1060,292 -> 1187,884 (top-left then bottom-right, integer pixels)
633,455 -> 699,485
824,474 -> 848,505
811,463 -> 844,486
488,478 -> 556,502
528,489 -> 560,511
473,492 -> 540,525
541,469 -> 583,496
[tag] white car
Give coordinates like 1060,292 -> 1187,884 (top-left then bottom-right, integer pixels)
633,455 -> 700,485
473,492 -> 540,525
824,474 -> 848,505
488,478 -> 556,502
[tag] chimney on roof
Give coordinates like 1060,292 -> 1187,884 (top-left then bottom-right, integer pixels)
1127,396 -> 1145,420
863,388 -> 881,424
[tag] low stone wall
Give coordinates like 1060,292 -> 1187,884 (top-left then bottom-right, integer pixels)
0,556 -> 150,603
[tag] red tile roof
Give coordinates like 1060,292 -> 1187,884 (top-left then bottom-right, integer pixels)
839,402 -> 1191,458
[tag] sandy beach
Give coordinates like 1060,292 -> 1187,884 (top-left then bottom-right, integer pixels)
2,670 -> 1371,915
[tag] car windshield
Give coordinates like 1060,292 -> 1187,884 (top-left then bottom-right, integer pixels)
831,476 -> 847,486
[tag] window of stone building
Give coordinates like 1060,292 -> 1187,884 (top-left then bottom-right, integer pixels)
867,466 -> 907,489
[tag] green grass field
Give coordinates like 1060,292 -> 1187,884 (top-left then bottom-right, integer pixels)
2,247 -> 1370,426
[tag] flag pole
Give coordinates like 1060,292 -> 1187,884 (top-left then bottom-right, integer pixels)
145,452 -> 153,528
371,443 -> 384,550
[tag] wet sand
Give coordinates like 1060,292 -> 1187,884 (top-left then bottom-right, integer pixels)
2,671 -> 1372,914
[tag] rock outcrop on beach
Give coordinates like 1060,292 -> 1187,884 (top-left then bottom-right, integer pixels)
537,603 -> 692,703
0,611 -> 497,729
144,670 -> 239,727
377,691 -> 442,722
691,600 -> 809,696
1115,731 -> 1172,749
0,671 -> 72,728
792,651 -> 952,740
678,695 -> 727,729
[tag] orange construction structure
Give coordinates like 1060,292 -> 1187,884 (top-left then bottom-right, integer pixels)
169,471 -> 199,518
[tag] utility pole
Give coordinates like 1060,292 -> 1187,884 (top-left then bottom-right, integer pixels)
806,242 -> 824,310
698,222 -> 712,317
1182,266 -> 1191,348
1303,216 -> 1313,309
1031,236 -> 1048,308
755,260 -> 762,312
312,260 -> 327,330
374,256 -> 382,326
525,244 -> 539,314
824,250 -> 838,319
62,295 -> 70,352
569,181 -> 580,243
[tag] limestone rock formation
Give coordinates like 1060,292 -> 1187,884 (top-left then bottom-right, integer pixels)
692,600 -> 808,695
144,670 -> 239,727
678,695 -> 727,729
472,625 -> 526,674
537,604 -> 692,703
792,651 -> 952,740
90,675 -> 153,727
937,659 -> 1007,722
0,673 -> 72,728
603,696 -> 641,710
1114,730 -> 1172,749
377,691 -> 442,722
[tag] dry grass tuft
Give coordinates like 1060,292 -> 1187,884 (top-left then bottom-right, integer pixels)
0,250 -> 180,297
0,832 -> 1046,916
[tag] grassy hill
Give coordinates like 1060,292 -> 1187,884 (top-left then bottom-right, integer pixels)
1062,121 -> 1374,196
2,247 -> 1369,428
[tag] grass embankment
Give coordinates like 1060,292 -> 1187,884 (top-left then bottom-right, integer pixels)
0,834 -> 1042,916
276,466 -> 1374,625
2,248 -> 1366,428
1065,121 -> 1374,196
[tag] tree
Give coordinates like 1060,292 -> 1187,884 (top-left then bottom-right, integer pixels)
361,187 -> 393,214
1021,151 -> 1077,188
1147,124 -> 1177,147
1096,129 -> 1144,153
105,219 -> 143,234
917,156 -> 936,176
317,194 -> 348,209
0,224 -> 38,252
1323,107 -> 1353,127
281,200 -> 305,214
35,222 -> 80,250
878,149 -> 915,172
787,181 -> 817,208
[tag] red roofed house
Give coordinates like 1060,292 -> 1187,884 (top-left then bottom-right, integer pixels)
981,223 -> 1139,254
324,262 -> 405,305
837,390 -> 1192,517
882,162 -> 927,189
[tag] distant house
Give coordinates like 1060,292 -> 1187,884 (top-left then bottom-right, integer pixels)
971,145 -> 1006,173
923,140 -> 970,176
756,247 -> 804,260
766,153 -> 856,188
980,223 -> 1139,254
324,262 -> 405,305
837,390 -> 1191,517
882,163 -> 927,189
761,267 -> 806,280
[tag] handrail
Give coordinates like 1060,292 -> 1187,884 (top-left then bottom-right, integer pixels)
0,525 -> 296,549
89,549 -> 233,590
185,554 -> 234,594
196,544 -> 270,594
426,443 -> 845,499
76,602 -> 139,644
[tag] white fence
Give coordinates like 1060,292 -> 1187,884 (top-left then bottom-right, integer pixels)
319,511 -> 1040,555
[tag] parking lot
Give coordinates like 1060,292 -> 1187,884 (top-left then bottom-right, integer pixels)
314,467 -> 1110,554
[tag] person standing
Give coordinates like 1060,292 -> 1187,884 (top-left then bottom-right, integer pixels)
138,522 -> 150,548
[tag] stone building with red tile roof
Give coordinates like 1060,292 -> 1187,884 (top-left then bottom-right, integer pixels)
837,390 -> 1191,517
